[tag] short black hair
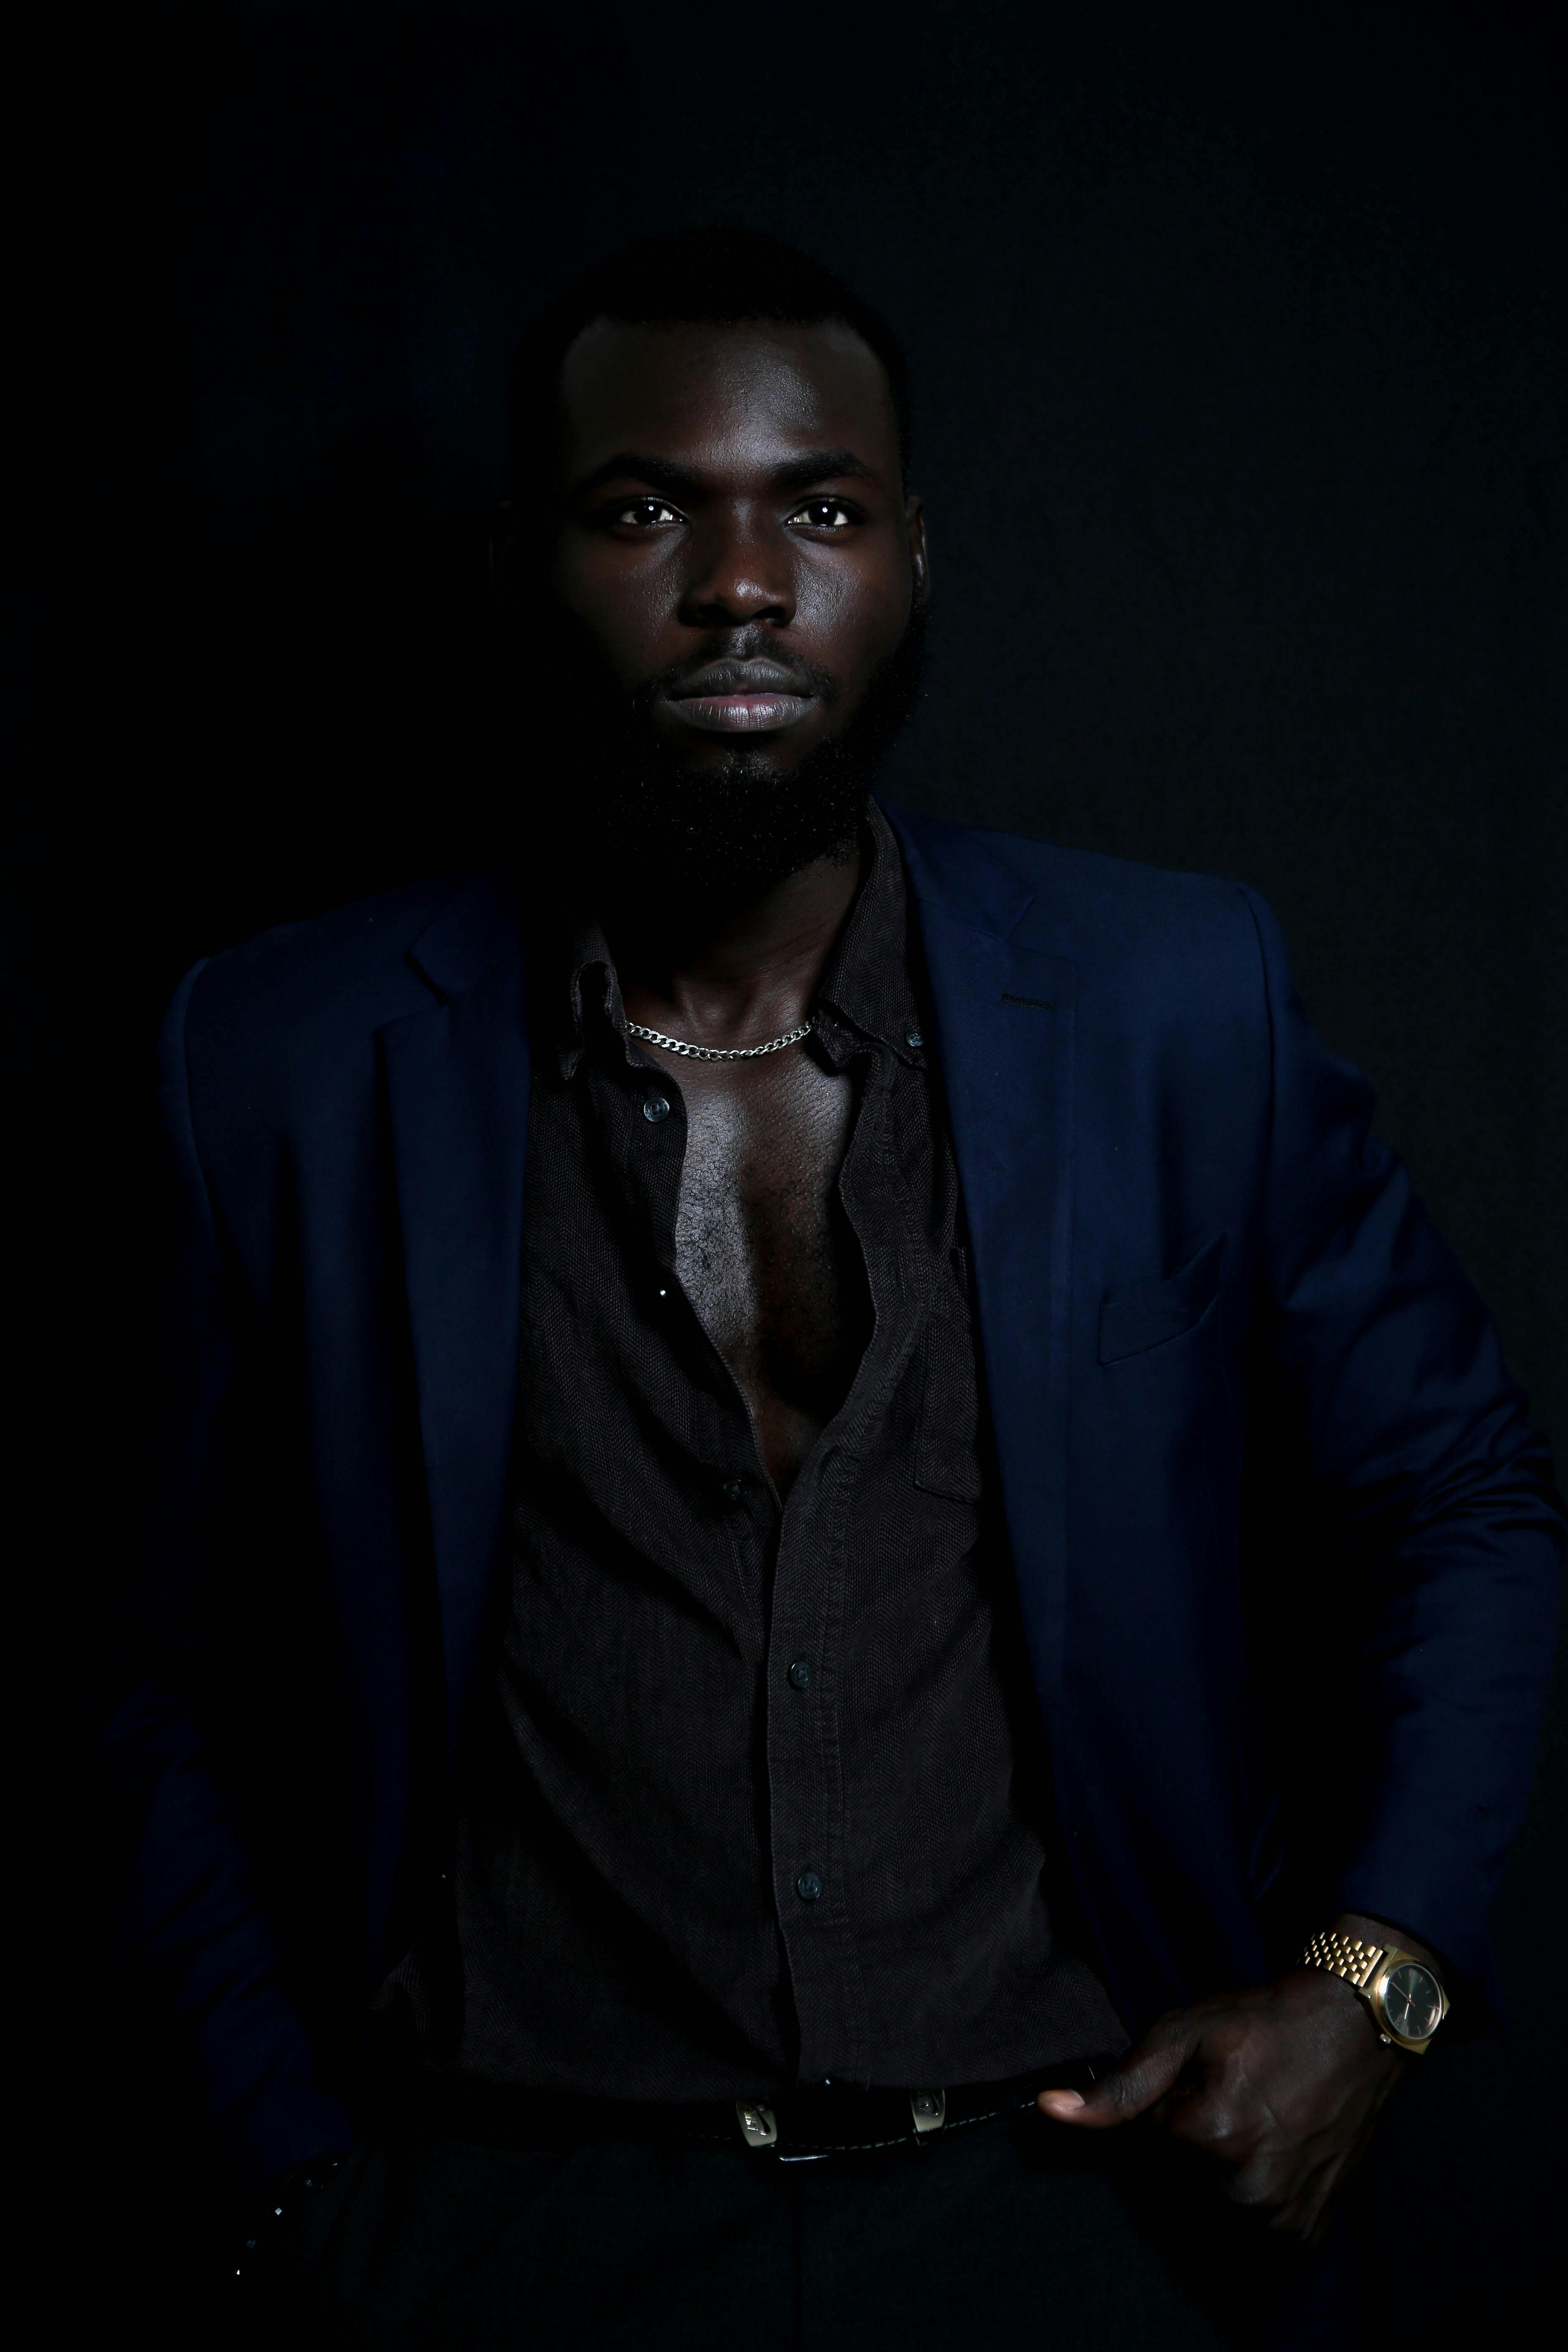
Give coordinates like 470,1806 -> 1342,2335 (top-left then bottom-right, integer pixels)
509,226 -> 912,487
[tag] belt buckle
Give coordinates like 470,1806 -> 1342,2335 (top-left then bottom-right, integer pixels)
736,2101 -> 778,2150
909,2088 -> 947,2135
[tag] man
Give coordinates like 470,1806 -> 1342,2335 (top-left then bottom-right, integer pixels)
112,230 -> 1562,2347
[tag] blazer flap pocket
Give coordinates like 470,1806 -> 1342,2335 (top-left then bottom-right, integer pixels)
1098,1233 -> 1227,1364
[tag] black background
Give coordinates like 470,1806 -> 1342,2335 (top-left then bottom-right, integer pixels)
30,0 -> 1563,2337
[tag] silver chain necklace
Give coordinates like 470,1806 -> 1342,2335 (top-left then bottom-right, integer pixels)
625,1016 -> 814,1063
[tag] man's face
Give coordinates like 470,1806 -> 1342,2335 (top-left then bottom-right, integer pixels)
545,316 -> 927,794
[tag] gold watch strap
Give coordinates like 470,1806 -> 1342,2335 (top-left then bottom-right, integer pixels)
1302,1927 -> 1390,1990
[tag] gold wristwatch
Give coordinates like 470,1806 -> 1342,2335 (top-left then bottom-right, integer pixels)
1301,1927 -> 1449,2053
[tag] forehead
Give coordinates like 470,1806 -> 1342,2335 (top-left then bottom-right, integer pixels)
555,316 -> 900,482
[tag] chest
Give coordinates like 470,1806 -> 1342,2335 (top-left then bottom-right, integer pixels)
671,1051 -> 865,1384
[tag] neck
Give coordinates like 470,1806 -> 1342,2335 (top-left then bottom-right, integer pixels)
603,847 -> 863,1047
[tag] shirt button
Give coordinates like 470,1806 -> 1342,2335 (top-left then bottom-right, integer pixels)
642,1094 -> 671,1123
722,1478 -> 744,1504
788,1658 -> 814,1690
795,1870 -> 823,1903
905,1030 -> 924,1050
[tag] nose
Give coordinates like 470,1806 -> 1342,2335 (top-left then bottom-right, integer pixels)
679,512 -> 795,630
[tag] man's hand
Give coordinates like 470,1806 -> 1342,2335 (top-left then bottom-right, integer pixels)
1037,1926 -> 1413,2242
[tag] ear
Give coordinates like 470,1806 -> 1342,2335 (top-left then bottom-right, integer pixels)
905,494 -> 930,606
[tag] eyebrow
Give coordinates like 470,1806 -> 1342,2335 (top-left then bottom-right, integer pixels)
572,447 -> 879,501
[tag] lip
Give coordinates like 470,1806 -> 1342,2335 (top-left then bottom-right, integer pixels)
664,691 -> 814,734
662,659 -> 817,735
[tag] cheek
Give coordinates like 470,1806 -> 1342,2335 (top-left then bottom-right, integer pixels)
553,547 -> 678,672
799,555 -> 911,664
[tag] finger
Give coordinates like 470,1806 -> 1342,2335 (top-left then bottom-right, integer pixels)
1037,2019 -> 1196,2129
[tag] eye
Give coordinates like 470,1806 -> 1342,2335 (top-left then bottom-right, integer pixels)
610,497 -> 684,529
788,497 -> 860,532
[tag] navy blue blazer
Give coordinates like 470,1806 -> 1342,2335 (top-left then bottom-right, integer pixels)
111,804 -> 1563,2184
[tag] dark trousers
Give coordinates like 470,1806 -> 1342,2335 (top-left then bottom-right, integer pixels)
268,2105 -> 1357,2351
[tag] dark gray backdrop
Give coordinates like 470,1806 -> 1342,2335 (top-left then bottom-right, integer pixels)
43,0 -> 1563,2337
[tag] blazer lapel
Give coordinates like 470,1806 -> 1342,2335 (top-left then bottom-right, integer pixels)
887,808 -> 1078,1736
381,885 -> 529,1740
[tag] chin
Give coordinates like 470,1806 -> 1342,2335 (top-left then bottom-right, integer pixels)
589,733 -> 870,901
665,741 -> 816,788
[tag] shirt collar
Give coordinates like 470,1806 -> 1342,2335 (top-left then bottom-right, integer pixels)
813,800 -> 924,1065
541,798 -> 923,1080
543,910 -> 630,1082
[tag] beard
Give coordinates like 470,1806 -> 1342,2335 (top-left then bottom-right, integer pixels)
536,602 -> 927,904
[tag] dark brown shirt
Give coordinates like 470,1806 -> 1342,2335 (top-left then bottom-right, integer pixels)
397,807 -> 1125,2098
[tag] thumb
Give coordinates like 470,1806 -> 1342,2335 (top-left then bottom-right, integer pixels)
1037,2017 -> 1196,2129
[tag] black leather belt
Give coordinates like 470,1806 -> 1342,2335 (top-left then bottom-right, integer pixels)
403,2054 -> 1123,2161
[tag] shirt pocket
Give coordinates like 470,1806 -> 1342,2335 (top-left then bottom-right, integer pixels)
1097,1232 -> 1227,1365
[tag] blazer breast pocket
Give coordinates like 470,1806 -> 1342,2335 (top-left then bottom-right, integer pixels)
1097,1233 -> 1228,1365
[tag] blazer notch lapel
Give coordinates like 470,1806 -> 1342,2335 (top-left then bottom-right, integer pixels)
910,913 -> 1079,1729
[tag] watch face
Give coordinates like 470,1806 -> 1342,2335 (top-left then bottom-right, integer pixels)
1383,1961 -> 1443,2041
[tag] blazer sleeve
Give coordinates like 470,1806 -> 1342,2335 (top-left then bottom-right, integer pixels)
1242,885 -> 1563,1983
101,962 -> 353,2187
